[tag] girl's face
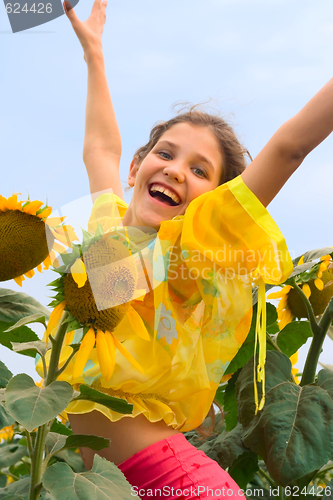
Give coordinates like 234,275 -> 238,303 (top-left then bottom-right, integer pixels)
122,123 -> 223,231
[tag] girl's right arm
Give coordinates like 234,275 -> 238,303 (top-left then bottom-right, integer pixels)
64,0 -> 124,201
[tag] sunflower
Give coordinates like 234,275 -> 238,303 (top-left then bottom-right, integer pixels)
0,194 -> 78,286
268,254 -> 333,329
45,226 -> 150,382
0,425 -> 14,441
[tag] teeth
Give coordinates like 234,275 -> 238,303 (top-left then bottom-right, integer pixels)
149,184 -> 181,204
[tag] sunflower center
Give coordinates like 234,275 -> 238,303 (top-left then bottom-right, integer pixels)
0,210 -> 54,281
63,236 -> 138,331
287,269 -> 333,318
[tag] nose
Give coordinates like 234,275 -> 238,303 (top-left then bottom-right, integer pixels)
163,162 -> 185,183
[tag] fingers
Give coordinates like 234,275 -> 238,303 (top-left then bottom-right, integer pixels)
91,0 -> 107,20
63,0 -> 72,13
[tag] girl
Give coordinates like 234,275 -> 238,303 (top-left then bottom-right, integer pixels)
60,0 -> 333,498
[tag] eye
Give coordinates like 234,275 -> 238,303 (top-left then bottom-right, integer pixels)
158,151 -> 172,160
192,167 -> 207,178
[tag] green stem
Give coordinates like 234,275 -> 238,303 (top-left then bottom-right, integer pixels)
259,467 -> 277,488
29,311 -> 69,500
55,344 -> 79,378
266,334 -> 283,353
25,430 -> 33,458
300,298 -> 333,387
45,312 -> 69,386
41,355 -> 48,380
290,277 -> 321,336
29,424 -> 48,500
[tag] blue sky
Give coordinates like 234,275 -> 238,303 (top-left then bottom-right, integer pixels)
1,0 -> 333,377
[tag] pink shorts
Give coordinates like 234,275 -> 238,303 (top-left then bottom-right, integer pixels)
118,433 -> 244,499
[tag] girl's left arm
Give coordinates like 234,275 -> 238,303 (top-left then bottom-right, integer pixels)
242,78 -> 333,207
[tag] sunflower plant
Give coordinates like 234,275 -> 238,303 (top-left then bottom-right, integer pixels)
187,246 -> 333,499
0,194 -> 142,500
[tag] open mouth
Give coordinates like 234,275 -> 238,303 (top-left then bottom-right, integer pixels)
148,185 -> 181,207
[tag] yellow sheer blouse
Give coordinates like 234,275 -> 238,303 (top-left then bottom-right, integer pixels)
49,175 -> 293,432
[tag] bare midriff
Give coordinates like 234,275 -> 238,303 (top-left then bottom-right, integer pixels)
68,411 -> 180,469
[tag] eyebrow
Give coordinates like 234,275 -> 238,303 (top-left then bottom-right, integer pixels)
157,140 -> 216,172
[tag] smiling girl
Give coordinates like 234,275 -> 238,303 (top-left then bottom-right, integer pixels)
60,0 -> 333,498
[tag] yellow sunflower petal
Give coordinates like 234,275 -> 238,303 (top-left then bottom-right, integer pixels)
37,207 -> 53,219
278,308 -> 294,330
6,195 -> 22,211
297,255 -> 304,265
0,196 -> 7,211
44,217 -> 65,227
267,285 -> 291,300
96,329 -> 113,381
70,259 -> 87,288
302,283 -> 311,298
43,255 -> 52,271
321,255 -> 332,261
104,331 -> 116,376
276,295 -> 288,311
52,242 -> 66,254
290,351 -> 298,365
66,330 -> 75,345
317,271 -> 323,279
14,275 -> 25,287
319,261 -> 329,272
314,278 -> 324,291
72,328 -> 95,379
24,269 -> 35,279
43,301 -> 66,342
126,306 -> 150,341
37,264 -> 43,273
112,334 -> 145,374
0,425 -> 14,441
22,200 -> 44,215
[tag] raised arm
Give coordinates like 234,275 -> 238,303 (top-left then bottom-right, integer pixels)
64,0 -> 124,201
242,78 -> 333,207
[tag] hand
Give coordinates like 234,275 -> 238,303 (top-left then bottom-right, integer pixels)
63,0 -> 107,62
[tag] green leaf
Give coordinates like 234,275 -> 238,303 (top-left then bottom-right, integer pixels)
0,403 -> 15,428
64,434 -> 110,452
225,303 -> 277,375
237,351 -> 333,486
72,385 -> 133,415
5,374 -> 73,432
302,248 -> 333,263
200,423 -> 247,467
0,443 -> 28,470
0,477 -> 30,499
288,261 -> 320,278
5,313 -> 47,332
214,385 -> 225,407
46,432 -> 110,456
0,321 -> 39,358
228,450 -> 259,491
46,432 -> 67,455
50,419 -> 73,436
42,454 -> 134,499
224,371 -> 239,431
276,321 -> 312,356
0,361 -> 12,389
65,317 -> 82,334
0,288 -> 50,323
53,448 -> 86,473
11,340 -> 50,357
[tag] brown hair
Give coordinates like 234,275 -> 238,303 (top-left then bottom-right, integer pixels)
127,107 -> 251,189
